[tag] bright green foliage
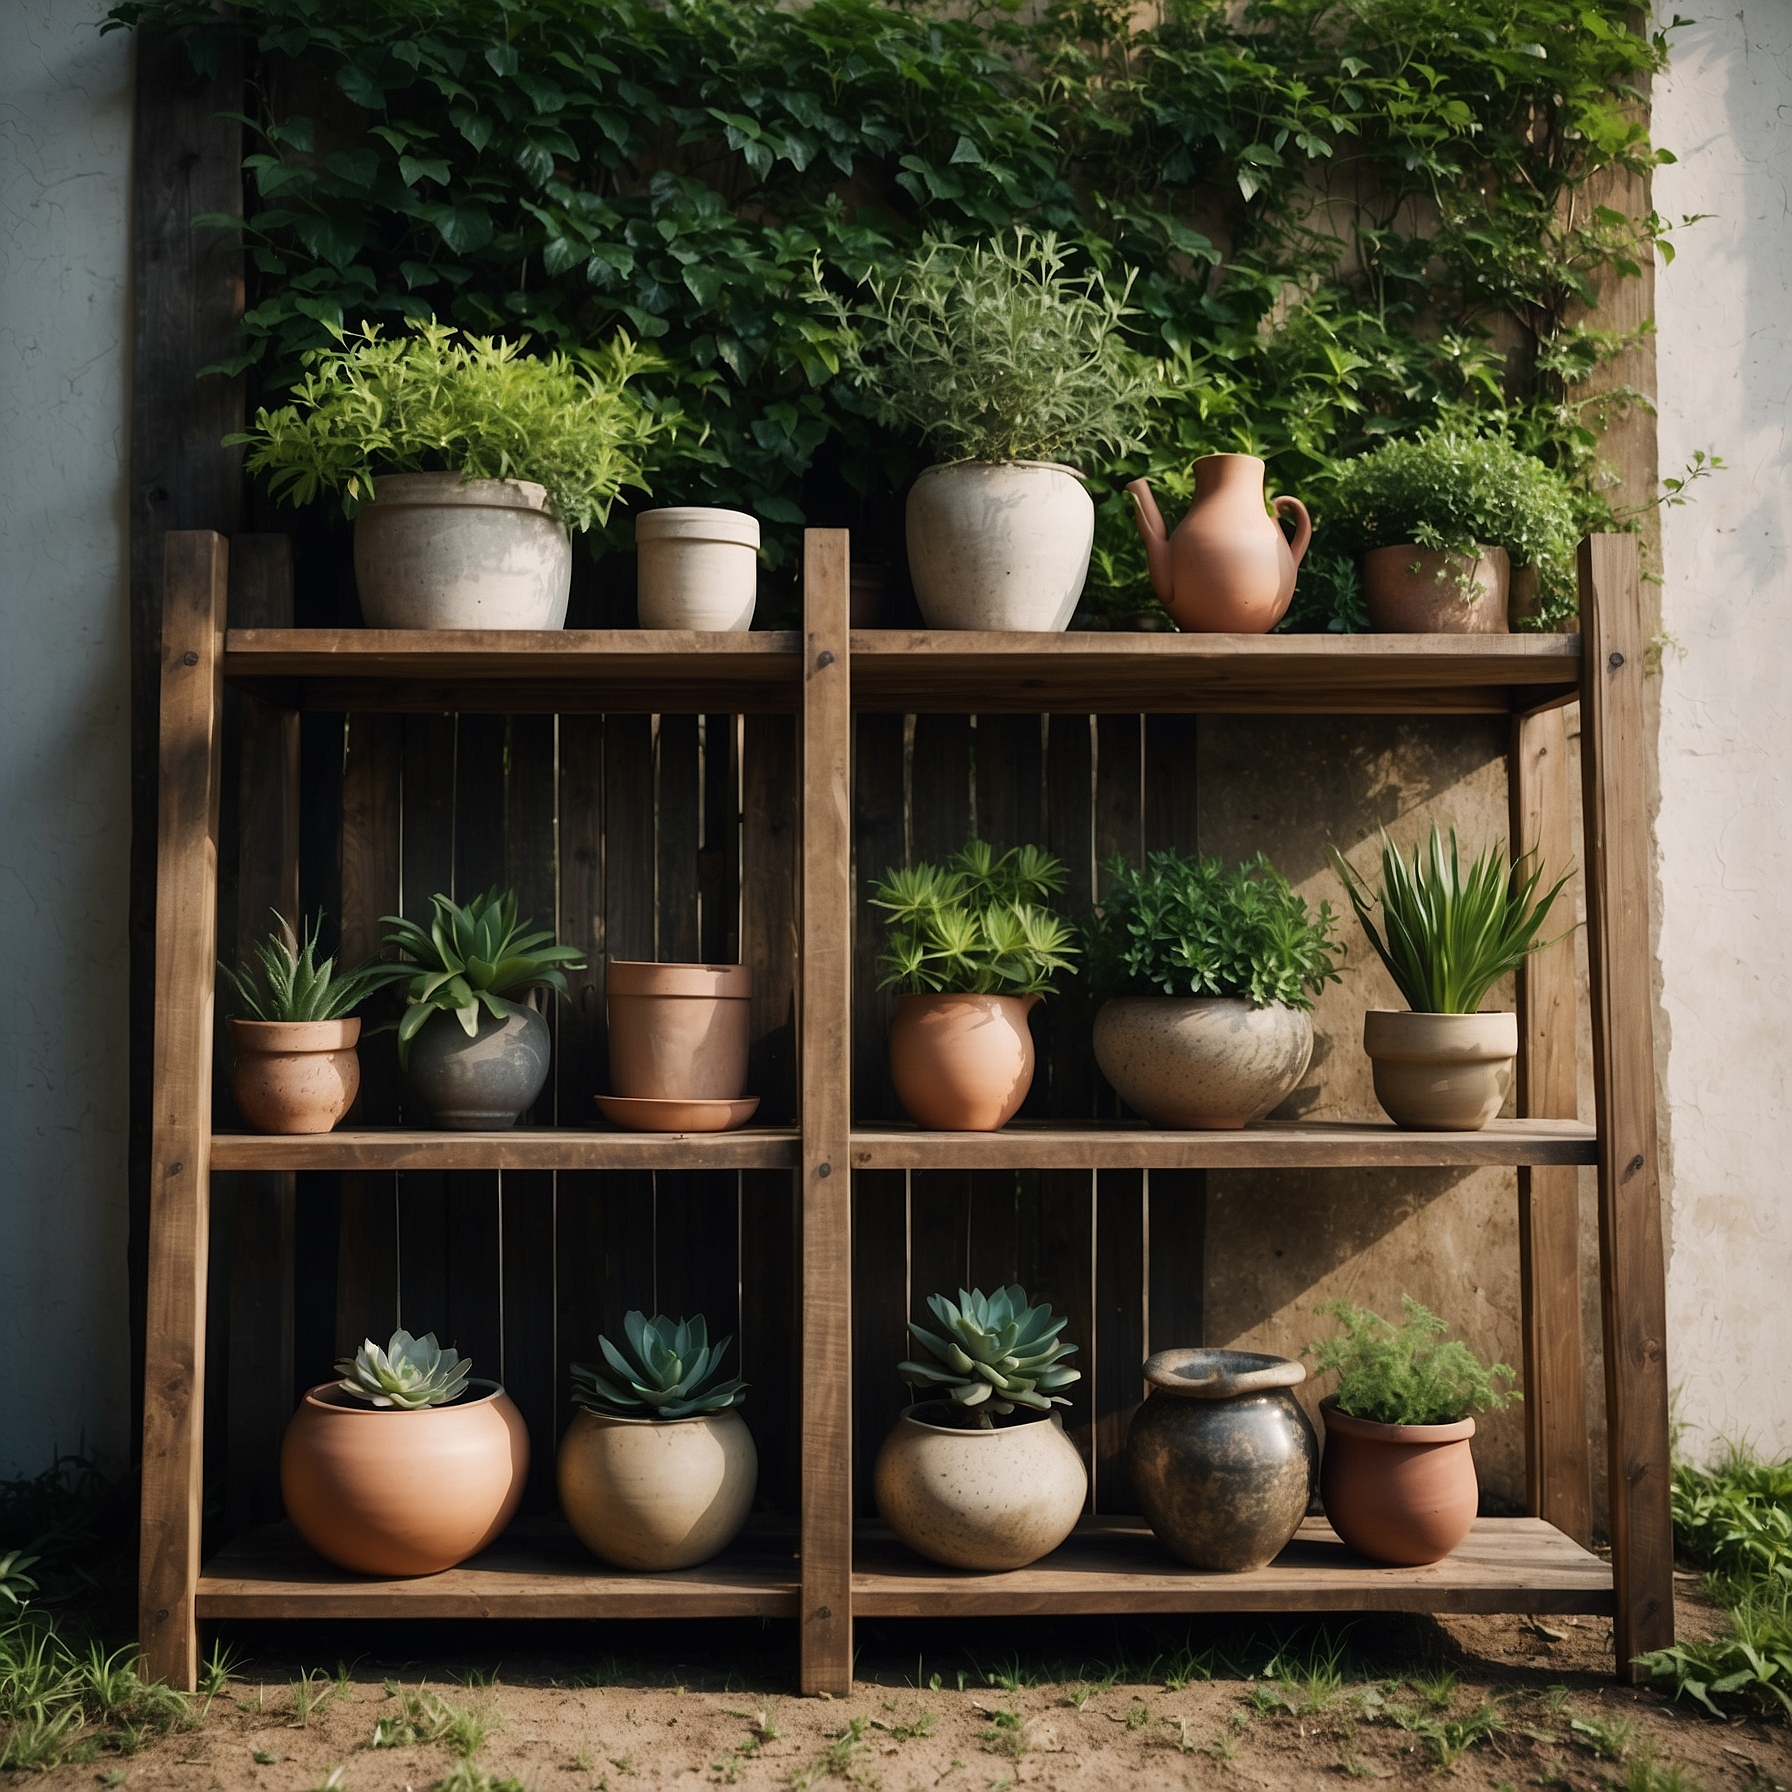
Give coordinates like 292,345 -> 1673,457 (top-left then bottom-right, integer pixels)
1331,827 -> 1569,1015
0,1622 -> 191,1769
899,1284 -> 1081,1423
570,1312 -> 746,1419
1638,1576 -> 1792,1722
1084,851 -> 1343,1009
223,910 -> 406,1023
1305,1295 -> 1516,1427
872,840 -> 1078,997
0,1553 -> 37,1616
336,1328 -> 473,1408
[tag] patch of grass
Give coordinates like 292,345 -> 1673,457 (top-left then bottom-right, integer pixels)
1062,1673 -> 1115,1710
979,1655 -> 1041,1693
870,1706 -> 935,1743
789,1714 -> 873,1788
1408,1668 -> 1459,1710
1569,1711 -> 1636,1760
1122,1698 -> 1149,1731
433,1765 -> 528,1792
371,1684 -> 499,1756
1373,1689 -> 1505,1768
978,1706 -> 1027,1759
1624,1755 -> 1706,1792
563,1657 -> 627,1688
1160,1640 -> 1221,1691
289,1668 -> 338,1726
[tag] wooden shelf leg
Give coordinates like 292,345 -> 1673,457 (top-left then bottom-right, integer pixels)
799,529 -> 854,1696
140,531 -> 229,1690
1577,534 -> 1674,1677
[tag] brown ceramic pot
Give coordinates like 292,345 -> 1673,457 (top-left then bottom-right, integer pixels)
280,1380 -> 529,1577
888,993 -> 1038,1131
1362,545 -> 1510,633
1318,1397 -> 1478,1566
606,961 -> 751,1100
230,1018 -> 361,1135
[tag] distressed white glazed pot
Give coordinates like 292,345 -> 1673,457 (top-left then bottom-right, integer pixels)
354,472 -> 571,629
1362,1010 -> 1517,1130
1093,997 -> 1313,1129
635,507 -> 759,630
906,462 -> 1093,631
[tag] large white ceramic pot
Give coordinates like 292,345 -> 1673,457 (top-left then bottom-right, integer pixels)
1362,1010 -> 1517,1130
1093,996 -> 1313,1129
354,472 -> 571,629
635,507 -> 759,629
873,1403 -> 1087,1570
557,1407 -> 757,1570
906,462 -> 1093,631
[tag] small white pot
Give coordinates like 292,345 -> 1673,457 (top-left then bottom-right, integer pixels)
906,461 -> 1093,631
635,507 -> 759,630
1093,997 -> 1313,1129
353,472 -> 571,629
1363,1010 -> 1517,1130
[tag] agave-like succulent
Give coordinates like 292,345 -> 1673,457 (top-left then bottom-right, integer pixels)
335,1329 -> 473,1409
223,910 -> 407,1023
899,1284 -> 1081,1423
570,1312 -> 746,1420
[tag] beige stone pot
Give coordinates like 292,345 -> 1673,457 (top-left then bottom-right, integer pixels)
1362,1010 -> 1517,1130
1093,997 -> 1312,1129
606,962 -> 752,1100
1362,544 -> 1510,633
556,1407 -> 757,1570
230,1018 -> 361,1135
888,993 -> 1038,1131
873,1404 -> 1087,1571
635,507 -> 759,630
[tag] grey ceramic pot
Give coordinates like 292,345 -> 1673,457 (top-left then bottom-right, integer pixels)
404,1003 -> 551,1130
1126,1347 -> 1318,1572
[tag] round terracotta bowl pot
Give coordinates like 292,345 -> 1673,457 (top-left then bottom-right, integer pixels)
1319,1397 -> 1478,1566
1363,1010 -> 1517,1130
1362,544 -> 1510,634
557,1407 -> 757,1570
281,1379 -> 529,1577
888,993 -> 1039,1131
606,961 -> 752,1101
1093,997 -> 1312,1129
230,1018 -> 360,1134
874,1403 -> 1087,1571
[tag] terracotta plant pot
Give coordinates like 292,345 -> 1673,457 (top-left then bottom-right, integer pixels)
1093,997 -> 1312,1129
556,1407 -> 757,1570
1126,1348 -> 1318,1572
888,993 -> 1038,1131
850,565 -> 889,628
874,1404 -> 1087,1570
1319,1397 -> 1478,1566
354,473 -> 571,629
229,1017 -> 360,1135
404,1003 -> 552,1129
280,1379 -> 529,1576
1362,1010 -> 1517,1130
1362,544 -> 1510,634
635,508 -> 759,630
606,962 -> 752,1100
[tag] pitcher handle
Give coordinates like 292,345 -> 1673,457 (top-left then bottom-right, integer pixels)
1273,495 -> 1312,570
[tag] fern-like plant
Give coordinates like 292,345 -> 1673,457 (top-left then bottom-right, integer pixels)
223,911 -> 406,1023
1305,1297 -> 1516,1427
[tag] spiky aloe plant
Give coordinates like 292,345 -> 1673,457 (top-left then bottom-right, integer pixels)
223,911 -> 406,1022
570,1313 -> 746,1420
335,1329 -> 473,1408
899,1285 -> 1081,1425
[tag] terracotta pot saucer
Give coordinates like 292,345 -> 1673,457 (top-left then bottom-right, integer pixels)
594,1095 -> 760,1133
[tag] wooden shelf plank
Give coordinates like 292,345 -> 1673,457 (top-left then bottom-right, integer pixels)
210,1127 -> 801,1172
853,1516 -> 1612,1616
849,1117 -> 1598,1171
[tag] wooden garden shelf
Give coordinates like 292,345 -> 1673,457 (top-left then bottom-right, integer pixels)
209,1127 -> 801,1172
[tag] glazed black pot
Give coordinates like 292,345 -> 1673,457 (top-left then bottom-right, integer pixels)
1126,1347 -> 1318,1571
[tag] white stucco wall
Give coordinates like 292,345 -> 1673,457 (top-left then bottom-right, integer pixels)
0,0 -> 134,1474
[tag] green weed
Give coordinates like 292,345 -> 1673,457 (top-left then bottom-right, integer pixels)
433,1765 -> 528,1792
1569,1711 -> 1636,1759
371,1684 -> 499,1756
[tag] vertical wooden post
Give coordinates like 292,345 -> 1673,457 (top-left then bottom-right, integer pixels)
800,530 -> 854,1696
1509,704 -> 1593,1545
1578,534 -> 1674,1676
140,532 -> 228,1690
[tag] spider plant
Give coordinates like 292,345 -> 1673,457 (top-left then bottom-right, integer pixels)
222,912 -> 406,1023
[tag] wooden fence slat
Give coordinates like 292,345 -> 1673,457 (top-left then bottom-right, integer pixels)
1022,1171 -> 1097,1503
851,713 -> 906,1123
1043,715 -> 1097,1119
699,715 -> 741,965
1093,1167 -> 1145,1514
656,714 -> 703,963
852,1170 -> 908,1515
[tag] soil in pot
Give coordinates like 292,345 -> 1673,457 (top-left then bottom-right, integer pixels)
1362,1010 -> 1516,1130
405,1003 -> 552,1129
1319,1397 -> 1478,1566
605,962 -> 752,1101
635,508 -> 759,630
888,993 -> 1038,1131
1362,545 -> 1510,634
230,1017 -> 360,1134
1093,997 -> 1312,1129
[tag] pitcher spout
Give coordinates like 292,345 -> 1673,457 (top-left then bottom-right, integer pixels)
1125,478 -> 1174,602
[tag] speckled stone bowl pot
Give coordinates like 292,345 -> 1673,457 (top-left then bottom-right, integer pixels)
1093,997 -> 1312,1129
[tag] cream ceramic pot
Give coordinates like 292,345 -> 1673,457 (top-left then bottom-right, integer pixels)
1362,1010 -> 1517,1130
1093,997 -> 1312,1129
230,1017 -> 360,1134
635,507 -> 759,630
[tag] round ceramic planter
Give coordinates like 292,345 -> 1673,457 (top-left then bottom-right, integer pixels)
1362,1010 -> 1517,1130
888,993 -> 1038,1132
404,1003 -> 552,1129
557,1406 -> 757,1570
635,507 -> 759,630
230,1017 -> 360,1134
1362,545 -> 1510,634
1093,997 -> 1312,1129
353,473 -> 572,629
1127,1348 -> 1318,1572
280,1379 -> 529,1576
874,1404 -> 1087,1571
1319,1397 -> 1478,1566
605,961 -> 752,1100
906,462 -> 1093,632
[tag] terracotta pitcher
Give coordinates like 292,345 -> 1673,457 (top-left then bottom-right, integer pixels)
1127,454 -> 1311,633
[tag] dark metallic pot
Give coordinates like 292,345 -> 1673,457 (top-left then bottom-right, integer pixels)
1126,1347 -> 1318,1572
403,1002 -> 550,1129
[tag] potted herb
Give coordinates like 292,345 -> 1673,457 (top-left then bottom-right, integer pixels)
1331,827 -> 1569,1130
874,1285 -> 1086,1571
557,1313 -> 755,1570
382,888 -> 586,1129
232,319 -> 669,630
280,1329 -> 528,1577
828,230 -> 1159,631
1085,853 -> 1343,1128
1304,1297 -> 1516,1566
871,839 -> 1079,1131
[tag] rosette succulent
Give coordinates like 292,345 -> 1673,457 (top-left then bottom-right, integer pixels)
899,1285 -> 1081,1424
570,1312 -> 746,1420
335,1329 -> 473,1409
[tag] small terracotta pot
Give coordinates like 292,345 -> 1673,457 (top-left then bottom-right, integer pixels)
230,1018 -> 361,1135
888,993 -> 1038,1131
606,962 -> 752,1100
1362,545 -> 1510,633
1093,997 -> 1312,1129
280,1380 -> 529,1577
1319,1397 -> 1478,1566
1363,1010 -> 1517,1130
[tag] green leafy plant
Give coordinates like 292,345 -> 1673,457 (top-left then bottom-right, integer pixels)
872,840 -> 1078,997
1331,827 -> 1569,1014
0,1552 -> 38,1615
899,1285 -> 1081,1425
570,1312 -> 745,1419
1084,852 -> 1343,1009
1304,1296 -> 1516,1427
222,911 -> 406,1023
335,1328 -> 473,1408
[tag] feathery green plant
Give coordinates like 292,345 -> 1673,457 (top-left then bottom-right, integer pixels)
899,1285 -> 1081,1426
1305,1296 -> 1516,1428
570,1313 -> 745,1419
335,1328 -> 472,1408
222,911 -> 406,1023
